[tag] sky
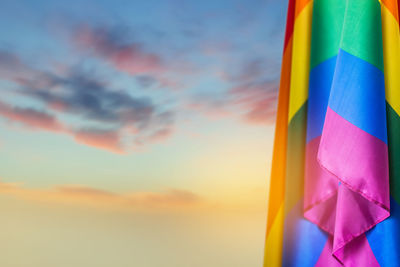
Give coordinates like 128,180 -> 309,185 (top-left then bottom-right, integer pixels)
0,0 -> 287,266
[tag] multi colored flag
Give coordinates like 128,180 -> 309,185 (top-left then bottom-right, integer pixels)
264,0 -> 400,266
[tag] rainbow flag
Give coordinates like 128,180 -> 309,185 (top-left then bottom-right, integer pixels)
264,0 -> 400,266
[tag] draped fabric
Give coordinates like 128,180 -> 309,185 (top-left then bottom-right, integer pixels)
263,0 -> 400,266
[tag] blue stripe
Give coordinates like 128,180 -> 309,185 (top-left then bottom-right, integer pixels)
307,56 -> 337,143
282,199 -> 327,267
366,197 -> 400,267
327,49 -> 387,143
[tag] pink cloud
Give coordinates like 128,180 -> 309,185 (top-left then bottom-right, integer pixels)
0,182 -> 202,211
0,50 -> 175,153
186,81 -> 278,125
0,101 -> 64,132
0,101 -> 126,153
73,24 -> 163,75
186,101 -> 231,119
48,100 -> 68,112
230,82 -> 278,125
0,52 -> 31,80
110,46 -> 162,74
145,127 -> 173,143
0,99 -> 173,154
56,185 -> 117,198
243,97 -> 277,124
137,189 -> 201,206
73,129 -> 124,154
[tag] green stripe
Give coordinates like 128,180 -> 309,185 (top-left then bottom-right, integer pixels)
387,103 -> 400,205
284,102 -> 308,215
310,0 -> 346,69
340,0 -> 383,71
310,0 -> 383,70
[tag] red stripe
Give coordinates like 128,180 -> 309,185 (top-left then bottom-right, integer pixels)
397,0 -> 400,25
283,0 -> 296,49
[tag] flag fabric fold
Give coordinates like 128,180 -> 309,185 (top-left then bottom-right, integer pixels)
264,0 -> 400,266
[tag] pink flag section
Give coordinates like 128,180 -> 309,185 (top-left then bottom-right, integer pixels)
319,108 -> 390,209
305,107 -> 389,265
315,235 -> 380,267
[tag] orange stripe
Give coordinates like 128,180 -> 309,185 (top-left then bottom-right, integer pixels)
264,0 -> 312,262
265,35 -> 292,236
382,0 -> 400,22
295,0 -> 313,18
265,0 -> 312,240
264,0 -> 297,237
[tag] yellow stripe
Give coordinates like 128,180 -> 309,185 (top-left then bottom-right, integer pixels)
288,1 -> 313,122
263,204 -> 285,267
382,3 -> 400,113
265,36 -> 292,236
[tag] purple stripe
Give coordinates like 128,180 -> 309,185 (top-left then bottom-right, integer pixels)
303,107 -> 390,263
318,107 -> 389,208
315,235 -> 380,267
304,136 -> 338,214
317,107 -> 389,260
315,238 -> 342,267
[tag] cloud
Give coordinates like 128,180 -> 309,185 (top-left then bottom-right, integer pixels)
187,79 -> 278,125
0,182 -> 202,211
0,51 -> 46,85
67,23 -> 194,91
186,93 -> 231,119
0,101 -> 64,132
179,38 -> 281,125
22,71 -> 158,126
62,19 -> 281,127
73,129 -> 124,154
72,24 -> 164,75
0,101 -> 125,153
133,189 -> 201,207
0,50 -> 175,153
135,75 -> 159,88
143,127 -> 173,143
230,81 -> 278,125
243,97 -> 277,124
56,185 -> 117,198
0,51 -> 29,80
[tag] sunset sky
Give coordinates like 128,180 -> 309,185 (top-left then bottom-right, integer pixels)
0,0 -> 287,266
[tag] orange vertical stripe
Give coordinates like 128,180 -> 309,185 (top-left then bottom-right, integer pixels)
295,0 -> 313,18
265,36 -> 293,236
382,0 -> 400,23
264,0 -> 314,265
263,3 -> 296,267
